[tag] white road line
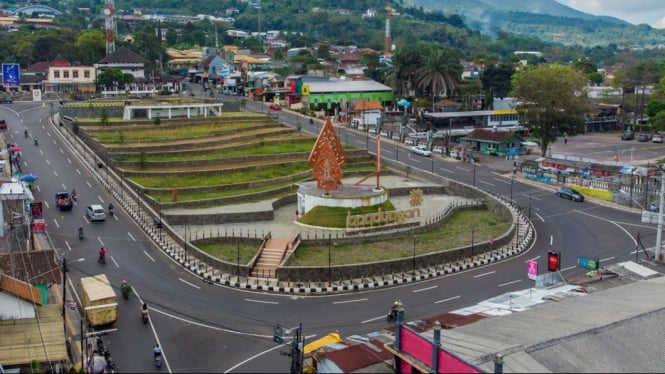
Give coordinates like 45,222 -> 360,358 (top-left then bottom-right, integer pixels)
76,169 -> 81,175
53,170 -> 58,177
600,256 -> 615,262
86,181 -> 92,188
332,298 -> 368,304
530,195 -> 542,201
456,166 -> 468,172
361,315 -> 386,324
479,180 -> 495,187
550,235 -> 553,246
35,185 -> 41,192
473,270 -> 496,278
244,299 -> 278,304
440,167 -> 454,173
179,277 -> 201,290
97,237 -> 104,247
528,256 -> 541,261
65,241 -> 72,251
61,183 -> 66,190
110,255 -> 119,268
67,158 -> 72,164
52,219 -> 60,228
143,250 -> 155,262
411,158 -> 421,164
97,195 -> 104,203
535,212 -> 545,222
412,285 -> 438,293
561,265 -> 576,272
128,232 -> 136,241
496,178 -> 511,185
498,279 -> 522,287
434,295 -> 460,304
59,148 -> 64,154
43,201 -> 49,209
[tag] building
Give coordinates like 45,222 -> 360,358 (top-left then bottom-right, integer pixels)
460,128 -> 524,157
44,63 -> 96,96
94,46 -> 146,81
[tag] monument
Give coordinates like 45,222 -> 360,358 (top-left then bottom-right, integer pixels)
296,117 -> 389,218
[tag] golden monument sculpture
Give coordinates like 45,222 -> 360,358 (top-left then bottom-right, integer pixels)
308,117 -> 346,193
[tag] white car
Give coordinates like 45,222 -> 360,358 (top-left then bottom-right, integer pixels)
411,145 -> 432,157
86,204 -> 106,221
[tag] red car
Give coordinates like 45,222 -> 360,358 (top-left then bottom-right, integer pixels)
0,118 -> 7,130
268,103 -> 281,111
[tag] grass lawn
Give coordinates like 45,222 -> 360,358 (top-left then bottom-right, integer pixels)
200,209 -> 510,265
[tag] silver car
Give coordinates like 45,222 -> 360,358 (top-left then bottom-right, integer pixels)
86,204 -> 106,221
411,144 -> 432,157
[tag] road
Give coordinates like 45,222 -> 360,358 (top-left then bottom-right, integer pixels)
0,96 -> 654,372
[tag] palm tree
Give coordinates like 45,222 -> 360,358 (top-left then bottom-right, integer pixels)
382,45 -> 422,97
415,45 -> 463,107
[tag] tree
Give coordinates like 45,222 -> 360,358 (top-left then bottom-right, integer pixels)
75,29 -> 106,65
415,45 -> 462,103
511,63 -> 590,156
480,62 -> 514,102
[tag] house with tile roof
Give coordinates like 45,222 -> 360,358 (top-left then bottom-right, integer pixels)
460,128 -> 524,157
94,46 -> 146,81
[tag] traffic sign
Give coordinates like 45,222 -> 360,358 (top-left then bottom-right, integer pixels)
577,256 -> 599,271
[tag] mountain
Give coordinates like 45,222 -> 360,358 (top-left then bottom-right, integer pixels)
400,0 -> 662,47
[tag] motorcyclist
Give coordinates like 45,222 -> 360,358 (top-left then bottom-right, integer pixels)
108,203 -> 114,215
121,280 -> 132,297
153,343 -> 162,359
24,128 -> 28,138
390,300 -> 402,319
78,225 -> 83,238
33,136 -> 39,145
141,303 -> 149,319
98,247 -> 106,263
71,189 -> 77,200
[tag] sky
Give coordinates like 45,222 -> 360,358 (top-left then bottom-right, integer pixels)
555,0 -> 665,28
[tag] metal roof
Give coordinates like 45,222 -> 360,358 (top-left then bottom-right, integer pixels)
306,80 -> 393,93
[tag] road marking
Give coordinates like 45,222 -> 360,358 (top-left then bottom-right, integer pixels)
440,167 -> 454,173
143,250 -> 155,262
97,237 -> 104,247
456,166 -> 468,172
67,157 -> 72,164
179,277 -> 201,290
97,195 -> 104,203
245,298 -> 278,305
59,148 -> 64,154
76,168 -> 81,175
53,170 -> 58,177
61,183 -> 66,190
498,279 -> 522,287
52,219 -> 60,228
561,265 -> 576,272
65,241 -> 72,251
46,159 -> 51,166
550,235 -> 553,246
600,256 -> 615,262
128,233 -> 136,241
361,315 -> 387,324
530,195 -> 542,201
496,178 -> 511,185
434,295 -> 460,304
528,255 -> 541,261
332,298 -> 367,304
535,212 -> 544,222
479,180 -> 495,187
412,285 -> 438,293
43,201 -> 49,209
110,255 -> 119,268
223,342 -> 293,373
35,185 -> 41,192
473,270 -> 495,278
86,181 -> 92,188
411,158 -> 421,164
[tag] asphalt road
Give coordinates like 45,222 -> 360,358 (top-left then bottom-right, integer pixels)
0,95 -> 655,372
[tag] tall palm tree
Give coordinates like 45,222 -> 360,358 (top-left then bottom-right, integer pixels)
382,45 -> 422,98
415,46 -> 462,105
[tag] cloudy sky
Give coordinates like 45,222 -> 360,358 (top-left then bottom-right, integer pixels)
555,0 -> 665,28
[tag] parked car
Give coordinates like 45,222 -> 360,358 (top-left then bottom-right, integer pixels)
268,103 -> 281,111
653,134 -> 663,143
621,132 -> 634,140
411,144 -> 432,157
86,204 -> 106,221
0,118 -> 6,130
638,134 -> 650,142
0,97 -> 13,104
556,186 -> 584,202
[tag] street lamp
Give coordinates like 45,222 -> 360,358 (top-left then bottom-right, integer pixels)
328,234 -> 332,285
655,167 -> 665,262
412,233 -> 417,274
471,225 -> 476,257
510,175 -> 514,205
528,194 -> 532,220
472,161 -> 476,187
237,238 -> 241,283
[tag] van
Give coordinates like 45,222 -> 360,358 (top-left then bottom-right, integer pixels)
653,134 -> 663,143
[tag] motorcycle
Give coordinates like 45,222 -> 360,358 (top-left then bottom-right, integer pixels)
78,227 -> 84,240
33,137 -> 39,146
24,129 -> 28,138
98,254 -> 106,265
71,191 -> 77,202
120,282 -> 132,300
386,309 -> 397,322
108,204 -> 114,216
154,353 -> 162,369
142,310 -> 149,324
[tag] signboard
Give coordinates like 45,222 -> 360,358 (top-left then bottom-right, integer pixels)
32,219 -> 45,234
30,202 -> 43,220
32,89 -> 42,102
577,256 -> 599,271
2,63 -> 20,86
641,210 -> 660,224
527,259 -> 538,280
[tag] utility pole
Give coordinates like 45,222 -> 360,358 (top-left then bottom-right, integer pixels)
290,323 -> 304,374
655,170 -> 665,261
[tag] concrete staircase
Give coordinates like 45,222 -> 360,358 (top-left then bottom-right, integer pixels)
250,238 -> 291,278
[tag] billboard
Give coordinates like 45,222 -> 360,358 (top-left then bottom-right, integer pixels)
2,63 -> 20,86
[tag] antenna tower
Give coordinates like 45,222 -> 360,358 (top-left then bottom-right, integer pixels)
103,0 -> 117,55
384,2 -> 392,56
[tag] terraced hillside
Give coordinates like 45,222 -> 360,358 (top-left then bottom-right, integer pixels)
76,112 -> 378,214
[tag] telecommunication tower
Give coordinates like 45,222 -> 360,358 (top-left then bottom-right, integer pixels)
384,2 -> 392,56
103,0 -> 117,55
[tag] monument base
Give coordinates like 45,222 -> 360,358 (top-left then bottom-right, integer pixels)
297,182 -> 388,215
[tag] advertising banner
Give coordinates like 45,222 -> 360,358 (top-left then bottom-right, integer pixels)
2,63 -> 20,86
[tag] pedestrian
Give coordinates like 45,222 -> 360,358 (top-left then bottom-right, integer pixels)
295,210 -> 299,219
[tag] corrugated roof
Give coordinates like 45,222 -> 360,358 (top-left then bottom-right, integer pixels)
0,273 -> 42,305
0,249 -> 61,285
462,128 -> 521,143
319,340 -> 392,372
306,79 -> 393,93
